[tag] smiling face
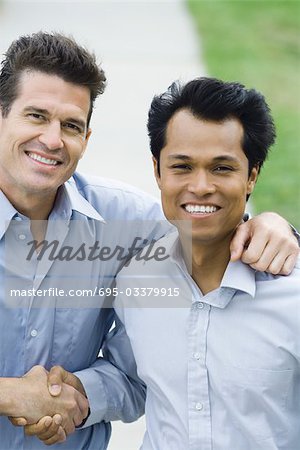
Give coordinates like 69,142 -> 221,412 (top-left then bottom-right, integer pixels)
0,70 -> 91,210
153,109 -> 258,248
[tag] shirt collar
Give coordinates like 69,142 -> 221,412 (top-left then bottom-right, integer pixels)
52,179 -> 105,223
0,190 -> 20,240
0,179 -> 105,240
221,259 -> 256,298
205,260 -> 256,309
167,231 -> 256,308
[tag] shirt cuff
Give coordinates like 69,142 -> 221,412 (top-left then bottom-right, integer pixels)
290,224 -> 300,246
74,368 -> 108,428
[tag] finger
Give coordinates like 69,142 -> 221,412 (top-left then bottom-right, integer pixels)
248,247 -> 281,273
246,232 -> 299,273
230,222 -> 251,261
277,252 -> 299,276
48,366 -> 66,396
41,426 -> 66,446
73,411 -> 84,428
242,231 -> 282,272
62,419 -> 75,436
62,371 -> 87,397
35,415 -> 62,440
240,230 -> 268,265
73,405 -> 88,428
9,417 -> 27,426
25,416 -> 53,436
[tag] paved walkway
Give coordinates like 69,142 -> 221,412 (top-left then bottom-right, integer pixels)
0,0 -> 205,447
0,0 -> 205,198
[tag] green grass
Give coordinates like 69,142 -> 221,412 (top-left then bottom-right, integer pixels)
187,0 -> 300,228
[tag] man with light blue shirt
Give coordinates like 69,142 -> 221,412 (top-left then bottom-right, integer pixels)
115,78 -> 300,449
0,33 -> 298,448
0,32 -> 169,449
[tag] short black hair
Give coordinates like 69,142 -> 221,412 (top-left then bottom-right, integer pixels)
147,77 -> 276,175
0,31 -> 106,126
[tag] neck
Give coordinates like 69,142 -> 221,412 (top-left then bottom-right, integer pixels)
181,235 -> 232,295
2,188 -> 56,220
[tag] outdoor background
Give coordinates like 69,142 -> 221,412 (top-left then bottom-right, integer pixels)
188,0 -> 300,228
0,0 -> 298,228
0,1 -> 299,449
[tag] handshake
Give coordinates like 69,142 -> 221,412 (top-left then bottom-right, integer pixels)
7,365 -> 89,445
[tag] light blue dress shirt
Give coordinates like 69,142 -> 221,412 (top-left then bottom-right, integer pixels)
115,231 -> 300,450
0,172 -> 169,450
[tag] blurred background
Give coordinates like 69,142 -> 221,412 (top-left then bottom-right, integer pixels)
188,0 -> 300,229
0,1 -> 299,449
0,1 -> 298,228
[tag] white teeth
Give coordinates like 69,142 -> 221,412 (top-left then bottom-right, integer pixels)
185,204 -> 217,214
27,152 -> 58,166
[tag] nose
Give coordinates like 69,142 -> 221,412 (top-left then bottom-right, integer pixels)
187,170 -> 216,196
38,122 -> 63,150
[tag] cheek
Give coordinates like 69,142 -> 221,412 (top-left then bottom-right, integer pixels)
67,142 -> 86,162
160,183 -> 183,218
160,181 -> 180,203
226,184 -> 248,216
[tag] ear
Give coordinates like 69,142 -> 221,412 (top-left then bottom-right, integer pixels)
247,166 -> 258,195
80,128 -> 92,159
152,157 -> 161,190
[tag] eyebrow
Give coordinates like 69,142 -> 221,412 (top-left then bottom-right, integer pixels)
211,155 -> 239,163
23,106 -> 86,131
167,154 -> 192,161
24,106 -> 49,115
167,154 -> 239,163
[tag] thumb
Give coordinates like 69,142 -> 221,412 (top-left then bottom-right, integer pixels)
230,222 -> 250,262
48,365 -> 67,396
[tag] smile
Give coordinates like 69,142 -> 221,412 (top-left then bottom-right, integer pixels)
184,204 -> 219,214
26,152 -> 59,166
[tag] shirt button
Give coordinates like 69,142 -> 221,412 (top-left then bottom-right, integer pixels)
30,329 -> 38,337
197,302 -> 204,309
193,352 -> 201,360
18,234 -> 26,240
195,402 -> 203,411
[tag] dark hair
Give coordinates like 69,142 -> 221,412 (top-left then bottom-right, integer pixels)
0,31 -> 106,126
147,77 -> 276,175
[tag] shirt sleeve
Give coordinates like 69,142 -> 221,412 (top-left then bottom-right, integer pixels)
290,224 -> 300,246
74,314 -> 146,428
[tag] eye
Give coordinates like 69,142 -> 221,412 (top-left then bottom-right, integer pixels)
213,165 -> 234,173
27,113 -> 45,121
171,164 -> 192,171
63,122 -> 83,135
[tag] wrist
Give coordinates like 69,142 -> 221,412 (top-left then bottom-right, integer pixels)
0,377 -> 21,416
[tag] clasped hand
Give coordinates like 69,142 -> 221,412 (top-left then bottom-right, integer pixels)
9,365 -> 89,445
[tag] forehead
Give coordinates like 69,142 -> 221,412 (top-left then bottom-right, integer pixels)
164,109 -> 245,158
14,70 -> 90,119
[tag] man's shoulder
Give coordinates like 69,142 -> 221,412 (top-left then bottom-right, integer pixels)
68,172 -> 164,221
70,171 -> 155,200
